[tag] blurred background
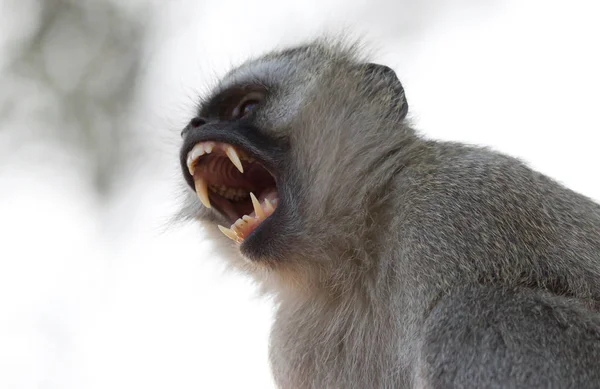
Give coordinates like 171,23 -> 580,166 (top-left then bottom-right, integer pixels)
0,0 -> 598,388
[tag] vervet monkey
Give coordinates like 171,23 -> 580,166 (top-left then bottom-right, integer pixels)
179,39 -> 600,388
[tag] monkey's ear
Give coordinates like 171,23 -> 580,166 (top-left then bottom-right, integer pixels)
364,63 -> 409,120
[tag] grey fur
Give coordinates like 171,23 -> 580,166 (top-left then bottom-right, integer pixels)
179,38 -> 600,388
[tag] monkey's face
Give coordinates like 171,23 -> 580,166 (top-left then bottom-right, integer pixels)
180,43 -> 410,271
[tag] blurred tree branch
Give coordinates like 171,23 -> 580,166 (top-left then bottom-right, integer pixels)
1,0 -> 150,198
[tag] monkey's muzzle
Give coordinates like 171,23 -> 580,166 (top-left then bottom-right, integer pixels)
185,141 -> 278,243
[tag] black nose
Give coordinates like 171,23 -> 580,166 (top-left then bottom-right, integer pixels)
181,116 -> 207,137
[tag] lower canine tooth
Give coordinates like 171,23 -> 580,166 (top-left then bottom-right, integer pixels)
250,192 -> 265,219
218,225 -> 239,242
194,177 -> 211,208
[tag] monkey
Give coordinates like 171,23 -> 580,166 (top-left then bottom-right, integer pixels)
178,38 -> 600,388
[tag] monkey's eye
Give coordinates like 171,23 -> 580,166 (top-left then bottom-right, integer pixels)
231,93 -> 262,119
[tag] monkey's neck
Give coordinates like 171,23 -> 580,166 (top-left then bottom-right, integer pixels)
270,259 -> 419,388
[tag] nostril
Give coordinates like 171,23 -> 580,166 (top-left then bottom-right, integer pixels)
190,116 -> 207,128
181,116 -> 208,138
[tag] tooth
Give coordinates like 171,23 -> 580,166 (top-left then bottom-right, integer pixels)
186,144 -> 208,175
232,219 -> 245,231
192,145 -> 206,159
186,156 -> 195,175
194,177 -> 211,208
242,215 -> 254,222
264,198 -> 275,213
250,192 -> 265,219
225,146 -> 244,173
205,143 -> 214,153
218,225 -> 239,242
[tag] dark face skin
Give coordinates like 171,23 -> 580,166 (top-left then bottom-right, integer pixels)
179,66 -> 295,263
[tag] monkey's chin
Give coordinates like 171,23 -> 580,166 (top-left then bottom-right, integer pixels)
182,140 -> 280,246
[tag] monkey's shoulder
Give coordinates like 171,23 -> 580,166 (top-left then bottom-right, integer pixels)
404,140 -> 598,211
395,140 -> 600,246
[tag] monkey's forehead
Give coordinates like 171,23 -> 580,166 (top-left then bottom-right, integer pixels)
214,39 -> 365,94
218,57 -> 302,90
217,48 -> 319,92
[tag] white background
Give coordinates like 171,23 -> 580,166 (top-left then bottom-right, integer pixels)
1,0 -> 599,388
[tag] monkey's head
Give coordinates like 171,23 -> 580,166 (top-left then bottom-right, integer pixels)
180,39 -> 414,285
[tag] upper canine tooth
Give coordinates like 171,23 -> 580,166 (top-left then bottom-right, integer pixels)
194,177 -> 211,209
225,146 -> 244,173
250,192 -> 265,219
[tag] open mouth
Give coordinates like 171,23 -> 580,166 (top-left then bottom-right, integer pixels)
185,141 -> 278,243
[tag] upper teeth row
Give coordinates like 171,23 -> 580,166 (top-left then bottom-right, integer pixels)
186,142 -> 215,175
186,142 -> 253,176
187,142 -> 215,176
